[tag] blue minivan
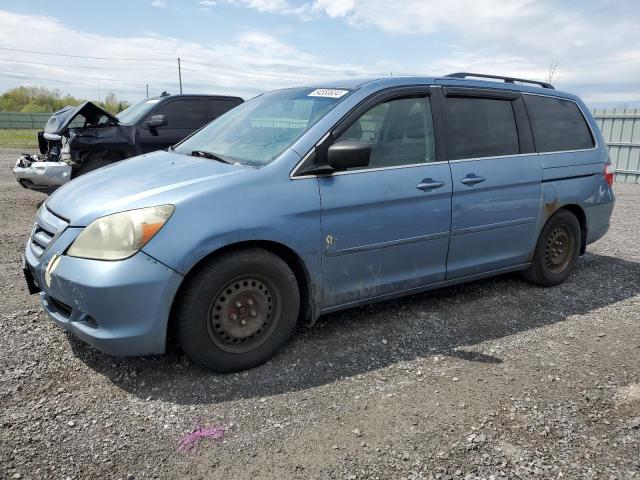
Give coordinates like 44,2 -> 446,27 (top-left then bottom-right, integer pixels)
23,73 -> 615,372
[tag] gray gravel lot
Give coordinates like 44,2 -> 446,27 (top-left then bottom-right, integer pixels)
1,148 -> 639,480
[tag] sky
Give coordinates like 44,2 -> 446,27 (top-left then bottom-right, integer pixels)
0,0 -> 638,106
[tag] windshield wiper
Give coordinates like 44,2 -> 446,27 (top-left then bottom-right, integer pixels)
190,150 -> 232,164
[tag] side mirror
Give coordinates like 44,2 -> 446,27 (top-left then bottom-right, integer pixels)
143,114 -> 167,130
327,140 -> 371,171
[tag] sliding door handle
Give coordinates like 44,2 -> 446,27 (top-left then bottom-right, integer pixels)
461,174 -> 486,185
417,179 -> 446,191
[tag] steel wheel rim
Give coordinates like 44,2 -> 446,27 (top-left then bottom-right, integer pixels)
544,225 -> 573,274
207,276 -> 280,353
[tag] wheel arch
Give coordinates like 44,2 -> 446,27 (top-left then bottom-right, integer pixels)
166,240 -> 316,349
557,204 -> 587,255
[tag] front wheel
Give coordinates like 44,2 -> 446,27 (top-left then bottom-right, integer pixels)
522,209 -> 581,287
174,248 -> 300,372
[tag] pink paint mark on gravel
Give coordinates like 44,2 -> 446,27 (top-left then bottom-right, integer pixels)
178,425 -> 225,453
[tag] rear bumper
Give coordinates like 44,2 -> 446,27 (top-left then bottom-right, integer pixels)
585,200 -> 615,245
25,238 -> 183,356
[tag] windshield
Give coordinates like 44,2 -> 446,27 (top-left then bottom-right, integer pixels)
173,87 -> 351,167
116,98 -> 162,125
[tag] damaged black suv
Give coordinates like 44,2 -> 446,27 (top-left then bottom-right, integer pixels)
13,93 -> 243,193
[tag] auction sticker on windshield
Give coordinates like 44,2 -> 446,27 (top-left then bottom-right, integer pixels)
308,89 -> 349,98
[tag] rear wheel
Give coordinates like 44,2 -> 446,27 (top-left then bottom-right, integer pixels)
522,209 -> 581,286
175,248 -> 300,372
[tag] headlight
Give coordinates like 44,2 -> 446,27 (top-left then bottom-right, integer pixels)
67,205 -> 174,260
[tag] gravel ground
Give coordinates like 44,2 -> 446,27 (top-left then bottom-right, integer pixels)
1,148 -> 639,480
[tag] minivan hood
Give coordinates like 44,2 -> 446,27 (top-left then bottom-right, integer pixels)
46,150 -> 247,225
44,101 -> 119,135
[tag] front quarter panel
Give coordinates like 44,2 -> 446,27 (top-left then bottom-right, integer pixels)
141,149 -> 322,292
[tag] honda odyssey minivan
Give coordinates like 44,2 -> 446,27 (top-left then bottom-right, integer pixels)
22,73 -> 615,372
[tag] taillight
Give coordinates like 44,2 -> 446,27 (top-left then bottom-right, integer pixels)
604,163 -> 615,186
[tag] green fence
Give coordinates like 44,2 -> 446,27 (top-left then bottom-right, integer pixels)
0,112 -> 53,129
0,111 -> 89,130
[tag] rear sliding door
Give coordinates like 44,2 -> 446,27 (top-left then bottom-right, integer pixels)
441,87 -> 542,279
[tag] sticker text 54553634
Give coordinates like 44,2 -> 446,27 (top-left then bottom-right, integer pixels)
308,89 -> 349,99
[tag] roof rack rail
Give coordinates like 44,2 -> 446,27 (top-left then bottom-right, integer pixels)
445,72 -> 555,89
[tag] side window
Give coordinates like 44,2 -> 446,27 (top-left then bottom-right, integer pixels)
524,95 -> 594,152
336,96 -> 436,169
208,99 -> 240,121
153,99 -> 209,129
445,97 -> 519,160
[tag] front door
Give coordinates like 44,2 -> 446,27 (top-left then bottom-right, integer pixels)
137,98 -> 209,154
318,93 -> 452,309
441,88 -> 542,279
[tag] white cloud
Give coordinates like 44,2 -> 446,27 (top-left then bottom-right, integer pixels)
1,3 -> 638,106
150,0 -> 167,7
197,0 -> 216,10
0,10 -> 376,102
312,0 -> 354,18
223,0 -> 308,16
238,0 -> 294,12
220,0 -> 640,104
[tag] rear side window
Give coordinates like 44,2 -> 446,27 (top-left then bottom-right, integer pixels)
445,97 -> 519,160
208,99 -> 240,121
524,95 -> 594,152
153,99 -> 209,129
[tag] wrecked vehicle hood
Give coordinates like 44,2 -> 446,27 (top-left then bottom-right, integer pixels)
45,101 -> 119,135
46,150 -> 250,226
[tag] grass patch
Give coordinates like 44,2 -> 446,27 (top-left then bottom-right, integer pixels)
0,129 -> 40,149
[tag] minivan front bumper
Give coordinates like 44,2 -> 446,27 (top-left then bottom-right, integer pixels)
25,230 -> 183,356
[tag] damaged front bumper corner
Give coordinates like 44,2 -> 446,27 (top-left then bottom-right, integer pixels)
13,154 -> 72,193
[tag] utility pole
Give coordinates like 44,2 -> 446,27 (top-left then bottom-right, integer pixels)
178,57 -> 183,94
146,84 -> 149,98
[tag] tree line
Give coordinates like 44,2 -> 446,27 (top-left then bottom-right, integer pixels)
0,86 -> 130,114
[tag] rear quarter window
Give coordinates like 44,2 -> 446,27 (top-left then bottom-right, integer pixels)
208,99 -> 241,121
154,99 -> 209,129
524,95 -> 594,153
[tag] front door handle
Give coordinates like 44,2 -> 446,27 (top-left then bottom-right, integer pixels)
461,174 -> 486,186
417,178 -> 446,191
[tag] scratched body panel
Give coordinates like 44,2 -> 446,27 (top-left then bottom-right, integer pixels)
318,163 -> 452,307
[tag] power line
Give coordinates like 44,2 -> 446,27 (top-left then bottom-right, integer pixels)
180,58 -> 384,77
0,56 -> 128,70
0,46 -> 386,78
0,46 -> 173,62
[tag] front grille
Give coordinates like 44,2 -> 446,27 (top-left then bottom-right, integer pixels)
29,206 -> 68,258
30,226 -> 55,256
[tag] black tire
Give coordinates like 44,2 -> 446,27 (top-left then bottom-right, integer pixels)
175,248 -> 300,372
522,209 -> 581,287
